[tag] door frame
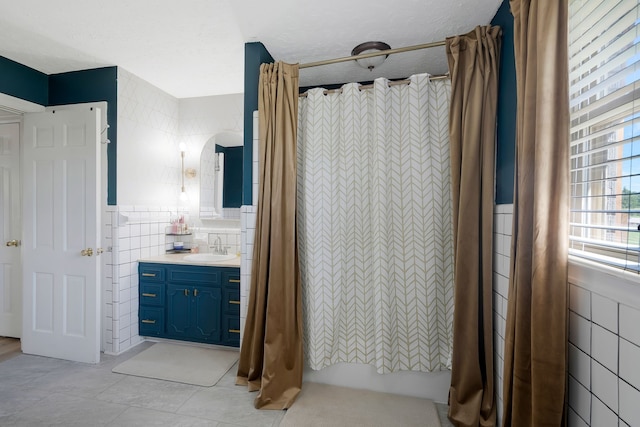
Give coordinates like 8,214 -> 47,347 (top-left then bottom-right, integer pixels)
0,121 -> 22,338
0,95 -> 44,341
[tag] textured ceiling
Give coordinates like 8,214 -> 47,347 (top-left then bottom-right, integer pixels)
0,0 -> 502,99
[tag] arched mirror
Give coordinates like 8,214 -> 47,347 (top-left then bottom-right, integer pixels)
199,131 -> 243,219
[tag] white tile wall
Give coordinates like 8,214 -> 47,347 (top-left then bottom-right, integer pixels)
592,293 -> 618,333
567,278 -> 640,426
202,228 -> 241,256
569,408 -> 589,427
570,311 -> 591,354
591,324 -> 617,373
619,339 -> 640,387
253,111 -> 259,206
569,343 -> 591,389
591,395 -> 617,427
240,205 -> 257,342
569,376 -> 591,423
570,284 -> 591,319
110,69 -> 183,353
493,203 -> 513,426
620,304 -> 640,345
493,202 -> 640,427
591,358 -> 618,412
103,205 -> 181,354
239,111 -> 261,344
619,379 -> 640,425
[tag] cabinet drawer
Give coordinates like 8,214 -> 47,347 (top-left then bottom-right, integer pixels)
140,283 -> 164,307
139,307 -> 164,336
139,264 -> 165,281
223,288 -> 240,314
167,265 -> 219,285
222,315 -> 240,347
221,270 -> 240,287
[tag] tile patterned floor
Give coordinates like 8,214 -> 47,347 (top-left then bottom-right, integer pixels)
436,402 -> 454,427
0,342 -> 452,426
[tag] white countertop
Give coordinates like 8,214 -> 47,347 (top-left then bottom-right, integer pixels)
138,253 -> 241,268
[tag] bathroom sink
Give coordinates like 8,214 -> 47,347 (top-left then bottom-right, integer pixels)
183,253 -> 236,263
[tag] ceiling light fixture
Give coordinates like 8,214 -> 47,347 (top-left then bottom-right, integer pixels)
351,41 -> 391,71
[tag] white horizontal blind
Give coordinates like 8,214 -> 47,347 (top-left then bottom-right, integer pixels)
569,0 -> 640,271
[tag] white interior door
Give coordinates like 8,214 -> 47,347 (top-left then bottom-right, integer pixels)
0,122 -> 22,338
22,108 -> 101,363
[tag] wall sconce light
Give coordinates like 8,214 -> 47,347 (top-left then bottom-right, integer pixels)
179,143 -> 188,201
185,168 -> 197,179
351,41 -> 391,71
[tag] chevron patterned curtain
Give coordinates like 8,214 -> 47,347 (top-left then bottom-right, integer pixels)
297,74 -> 454,374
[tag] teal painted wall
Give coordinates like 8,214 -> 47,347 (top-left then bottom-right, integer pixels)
243,42 -> 273,205
49,67 -> 118,205
0,56 -> 48,106
222,146 -> 243,208
492,0 -> 516,204
0,58 -> 118,205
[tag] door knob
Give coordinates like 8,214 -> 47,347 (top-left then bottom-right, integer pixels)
5,240 -> 20,247
80,248 -> 94,257
96,248 -> 104,255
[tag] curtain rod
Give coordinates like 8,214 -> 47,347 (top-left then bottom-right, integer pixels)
299,40 -> 446,69
298,73 -> 450,98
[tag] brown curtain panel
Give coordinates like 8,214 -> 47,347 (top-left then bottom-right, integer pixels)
235,61 -> 303,410
446,25 -> 501,427
502,1 -> 569,426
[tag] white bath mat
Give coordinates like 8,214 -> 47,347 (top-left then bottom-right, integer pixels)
281,382 -> 442,427
112,342 -> 238,387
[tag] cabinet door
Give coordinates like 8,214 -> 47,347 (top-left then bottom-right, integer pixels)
167,284 -> 192,336
192,287 -> 221,342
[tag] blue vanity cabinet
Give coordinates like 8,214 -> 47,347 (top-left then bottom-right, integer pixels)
166,284 -> 222,343
221,270 -> 241,347
138,262 -> 239,347
139,265 -> 166,336
192,287 -> 222,341
166,284 -> 193,336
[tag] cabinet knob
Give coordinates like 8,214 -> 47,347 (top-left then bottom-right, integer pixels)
184,289 -> 190,296
194,289 -> 199,297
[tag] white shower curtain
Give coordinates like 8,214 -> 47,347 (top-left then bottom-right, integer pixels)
297,74 -> 454,374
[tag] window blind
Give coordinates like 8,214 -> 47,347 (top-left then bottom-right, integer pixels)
569,0 -> 640,271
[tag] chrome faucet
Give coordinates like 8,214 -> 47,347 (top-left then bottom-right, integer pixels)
212,236 -> 223,254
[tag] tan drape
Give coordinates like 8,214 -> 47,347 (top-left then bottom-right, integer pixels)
236,61 -> 303,410
502,1 -> 569,426
446,25 -> 501,427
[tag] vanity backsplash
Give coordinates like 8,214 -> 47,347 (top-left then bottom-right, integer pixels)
164,227 -> 241,255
